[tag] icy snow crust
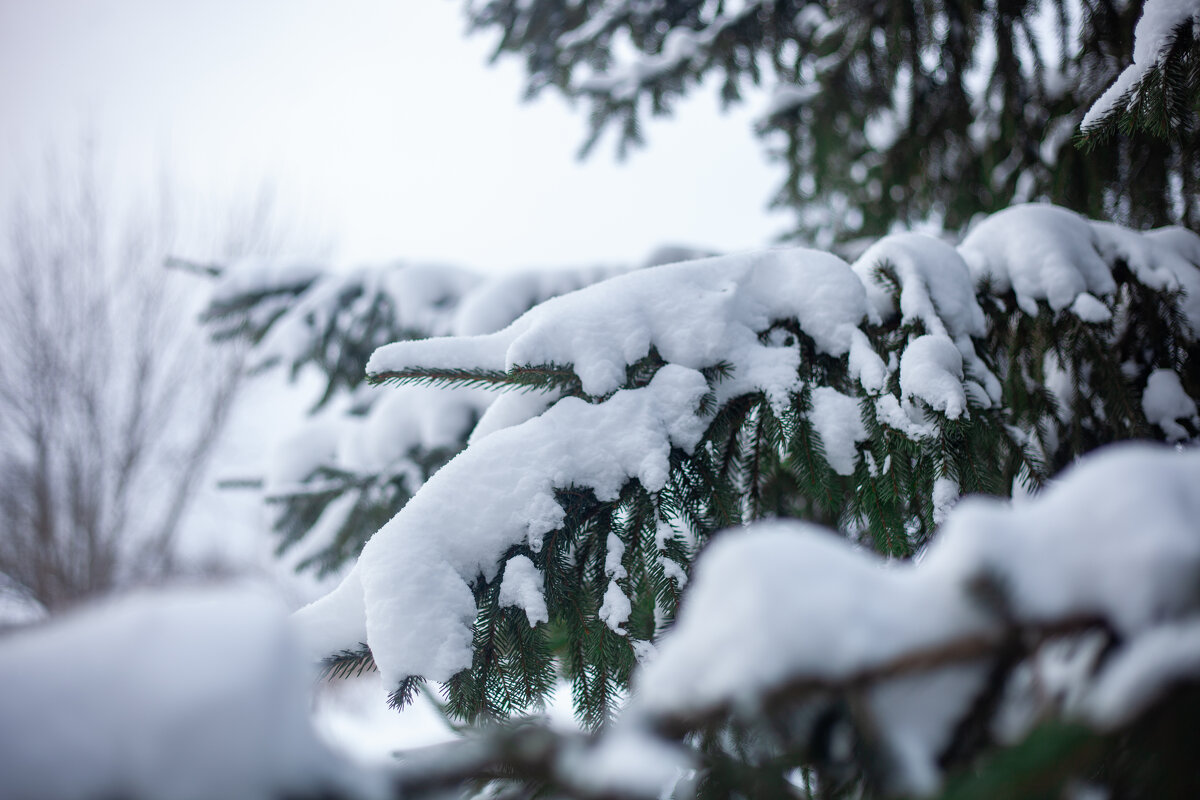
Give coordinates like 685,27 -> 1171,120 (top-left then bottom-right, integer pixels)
634,443 -> 1200,793
297,206 -> 1200,695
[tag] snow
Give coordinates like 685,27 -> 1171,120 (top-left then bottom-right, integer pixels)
556,726 -> 690,797
899,335 -> 967,419
1142,368 -> 1199,441
807,386 -> 868,475
450,265 -> 626,337
0,587 -> 381,800
634,522 -> 986,720
1070,292 -> 1112,323
1082,0 -> 1200,129
853,232 -> 985,339
498,554 -> 549,627
467,388 -> 560,446
1082,618 -> 1200,727
931,475 -> 959,525
630,443 -> 1200,792
867,665 -> 989,796
1144,226 -> 1200,336
848,327 -> 889,395
599,579 -> 632,634
758,82 -> 820,121
369,247 -> 868,405
959,205 -> 1116,315
925,444 -> 1200,635
290,204 -> 1200,733
265,417 -> 343,494
573,2 -> 766,101
959,205 -> 1200,332
295,365 -> 711,683
605,531 -> 627,579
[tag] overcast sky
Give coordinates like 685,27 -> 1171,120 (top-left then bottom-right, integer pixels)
0,0 -> 786,271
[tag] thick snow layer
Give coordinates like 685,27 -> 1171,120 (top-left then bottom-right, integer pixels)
849,327 -> 889,395
635,522 -> 986,719
0,587 -> 380,800
633,444 -> 1200,790
959,205 -> 1117,315
899,335 -> 966,418
467,389 -> 560,446
959,205 -> 1200,328
499,555 -> 549,627
1142,368 -> 1199,441
368,248 -> 868,404
868,665 -> 989,796
925,445 -> 1200,633
1082,0 -> 1200,129
295,366 -> 711,682
556,726 -> 690,797
853,232 -> 986,339
1144,226 -> 1200,336
808,386 -> 868,475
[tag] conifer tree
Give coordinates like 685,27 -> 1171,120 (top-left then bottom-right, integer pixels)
464,0 -> 1199,244
189,5 -> 1200,797
198,254 -> 683,574
213,206 -> 1200,799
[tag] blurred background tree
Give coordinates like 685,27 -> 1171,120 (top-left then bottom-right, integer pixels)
465,0 -> 1199,247
0,144 -> 306,615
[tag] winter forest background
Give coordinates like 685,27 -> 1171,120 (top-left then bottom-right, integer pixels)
2,1 -> 1200,799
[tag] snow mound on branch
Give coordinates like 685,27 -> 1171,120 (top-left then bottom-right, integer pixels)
499,555 -> 549,627
899,335 -> 966,419
808,386 -> 868,475
634,443 -> 1200,792
1144,226 -> 1200,337
636,444 -> 1200,713
959,205 -> 1117,315
1142,368 -> 1199,441
294,366 -> 711,683
368,248 -> 868,403
635,523 -> 987,719
853,232 -> 986,339
0,587 -> 380,800
959,204 -> 1200,323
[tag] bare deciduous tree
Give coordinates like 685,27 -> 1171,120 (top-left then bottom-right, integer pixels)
0,149 -> 309,614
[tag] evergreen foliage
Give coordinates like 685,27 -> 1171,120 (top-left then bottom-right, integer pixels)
243,205 -> 1200,799
464,0 -> 1199,243
1078,0 -> 1200,145
199,259 -> 627,575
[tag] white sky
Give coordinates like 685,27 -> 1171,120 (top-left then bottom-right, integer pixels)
0,0 -> 786,271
